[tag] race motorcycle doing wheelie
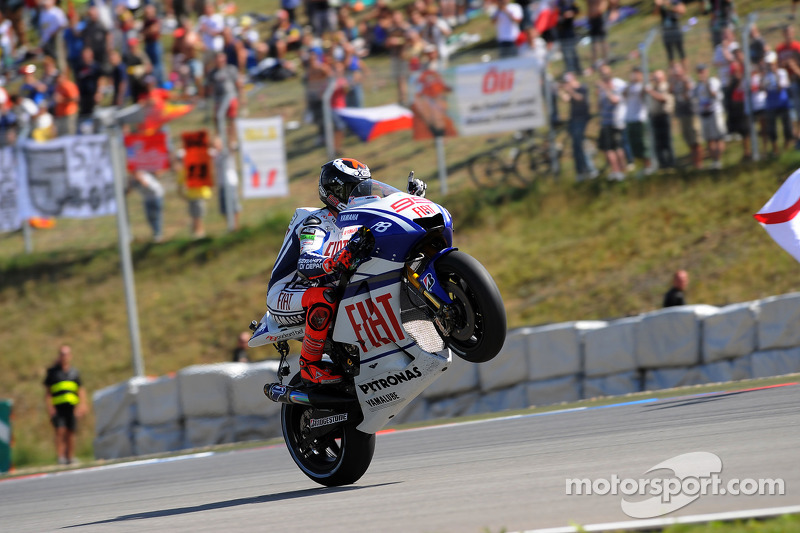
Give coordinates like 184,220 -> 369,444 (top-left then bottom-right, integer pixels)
248,176 -> 507,487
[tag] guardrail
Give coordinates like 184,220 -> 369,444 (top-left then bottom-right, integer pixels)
93,292 -> 800,460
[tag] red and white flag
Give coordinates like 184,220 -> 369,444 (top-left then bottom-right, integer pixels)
754,168 -> 800,263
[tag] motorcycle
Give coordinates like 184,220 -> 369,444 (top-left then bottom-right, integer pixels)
248,176 -> 507,487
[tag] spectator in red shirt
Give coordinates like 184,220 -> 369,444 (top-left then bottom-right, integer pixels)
53,70 -> 79,136
776,25 -> 800,145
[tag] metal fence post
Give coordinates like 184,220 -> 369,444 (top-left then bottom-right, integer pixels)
98,109 -> 145,378
322,78 -> 337,159
15,123 -> 32,253
640,28 -> 659,172
216,93 -> 236,232
743,12 -> 760,162
542,51 -> 558,178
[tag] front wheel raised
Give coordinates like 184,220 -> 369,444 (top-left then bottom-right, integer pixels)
281,375 -> 375,487
435,251 -> 507,363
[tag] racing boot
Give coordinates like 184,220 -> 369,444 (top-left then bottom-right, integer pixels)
300,287 -> 342,385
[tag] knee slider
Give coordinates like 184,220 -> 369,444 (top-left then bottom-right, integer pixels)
306,304 -> 332,332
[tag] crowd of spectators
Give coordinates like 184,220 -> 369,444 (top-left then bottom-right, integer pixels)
548,0 -> 800,180
0,0 -> 795,187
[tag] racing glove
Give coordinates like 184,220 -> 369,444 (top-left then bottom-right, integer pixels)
323,227 -> 375,274
407,171 -> 427,198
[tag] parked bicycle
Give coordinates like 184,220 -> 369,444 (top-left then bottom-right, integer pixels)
467,130 -> 563,188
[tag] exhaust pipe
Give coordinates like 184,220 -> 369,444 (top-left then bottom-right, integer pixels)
264,383 -> 358,408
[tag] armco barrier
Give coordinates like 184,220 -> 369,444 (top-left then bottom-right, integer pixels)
93,292 -> 800,460
0,399 -> 12,473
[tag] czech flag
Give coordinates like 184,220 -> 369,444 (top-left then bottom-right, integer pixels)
754,168 -> 800,263
335,104 -> 413,142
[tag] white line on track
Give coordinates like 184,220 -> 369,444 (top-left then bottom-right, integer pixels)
515,505 -> 800,532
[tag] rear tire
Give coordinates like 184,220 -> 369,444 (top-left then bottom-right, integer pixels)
281,374 -> 375,487
435,251 -> 507,363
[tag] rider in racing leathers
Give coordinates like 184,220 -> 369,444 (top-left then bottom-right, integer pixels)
266,158 -> 427,384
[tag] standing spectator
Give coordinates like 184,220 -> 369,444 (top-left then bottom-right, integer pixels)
38,0 -> 67,66
232,332 -> 250,362
305,49 -> 332,145
748,23 -> 767,66
596,63 -> 627,181
693,63 -> 726,170
53,70 -> 79,136
330,60 -> 350,155
751,61 -> 768,155
344,41 -> 368,108
127,170 -> 164,241
762,51 -> 792,157
141,5 -> 165,86
559,72 -> 597,180
624,66 -> 653,175
81,5 -> 111,69
44,345 -> 87,466
586,0 -> 610,69
386,10 -> 410,103
109,49 -> 128,107
76,47 -> 102,126
63,10 -> 85,78
776,25 -> 800,146
727,47 -> 751,160
712,26 -> 737,94
213,135 -> 241,230
282,0 -> 301,23
556,0 -> 580,74
207,51 -> 242,149
198,2 -> 224,66
421,5 -> 451,68
172,21 -> 203,98
646,69 -> 675,169
0,11 -> 13,74
663,270 -> 688,307
307,0 -> 332,37
656,0 -> 685,68
489,0 -> 523,58
1,0 -> 24,52
177,157 -> 210,239
708,0 -> 736,48
670,63 -> 703,169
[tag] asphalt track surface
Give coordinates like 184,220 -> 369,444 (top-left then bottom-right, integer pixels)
2,383 -> 799,533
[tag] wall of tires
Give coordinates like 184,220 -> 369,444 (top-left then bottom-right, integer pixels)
93,292 -> 800,460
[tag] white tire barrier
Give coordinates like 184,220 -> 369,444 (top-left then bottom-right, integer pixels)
527,321 -> 606,381
134,422 -> 183,456
702,302 -> 758,363
583,371 -> 641,398
527,375 -> 581,406
136,375 -> 180,427
636,305 -> 718,368
584,317 -> 639,377
751,348 -> 800,378
757,293 -> 800,350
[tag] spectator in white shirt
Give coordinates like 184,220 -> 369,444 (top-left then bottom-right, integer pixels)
596,63 -> 628,180
488,0 -> 523,58
692,63 -> 726,169
38,0 -> 67,64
